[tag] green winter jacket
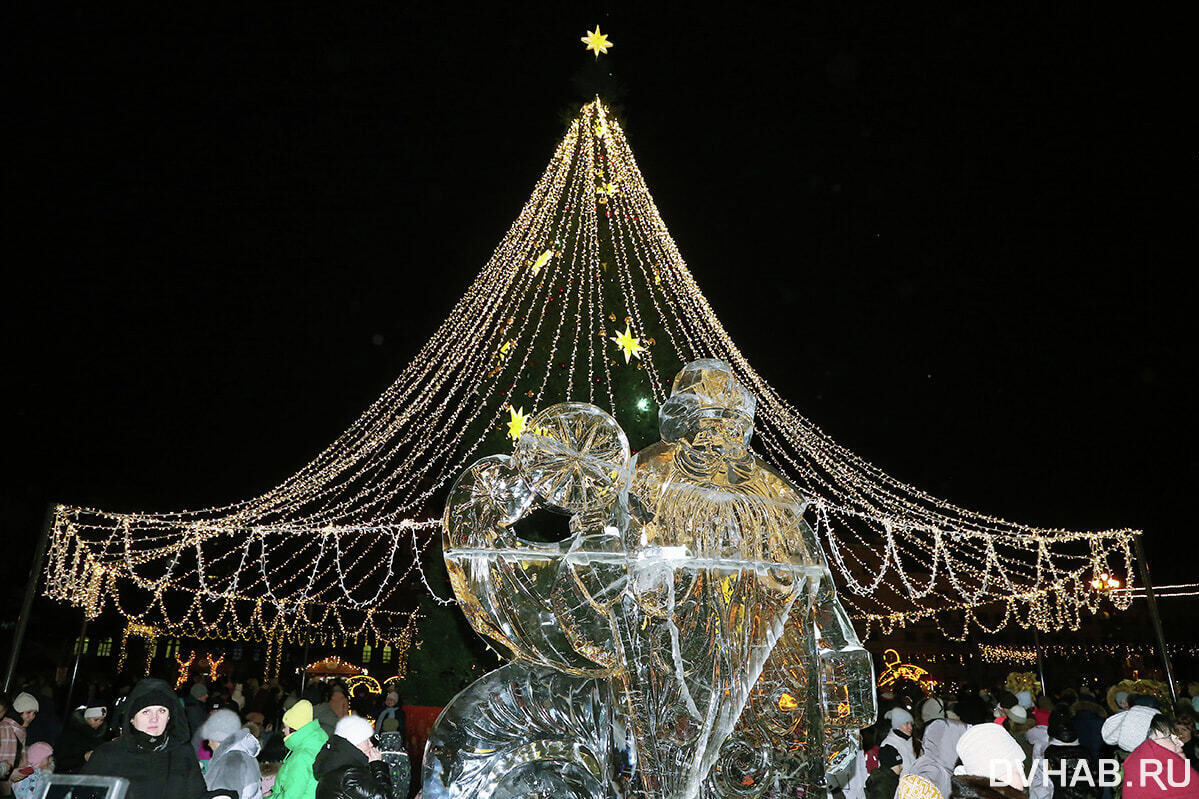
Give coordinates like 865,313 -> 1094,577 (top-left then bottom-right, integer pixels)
273,719 -> 328,799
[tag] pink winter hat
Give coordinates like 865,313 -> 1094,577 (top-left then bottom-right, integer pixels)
26,742 -> 53,768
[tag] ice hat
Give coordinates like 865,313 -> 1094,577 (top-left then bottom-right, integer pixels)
955,724 -> 1027,789
1015,691 -> 1033,708
896,773 -> 944,799
888,707 -> 915,730
25,742 -> 53,768
921,697 -> 948,723
83,704 -> 107,720
334,715 -> 375,747
199,709 -> 242,743
283,699 -> 313,731
1101,706 -> 1157,753
12,693 -> 39,714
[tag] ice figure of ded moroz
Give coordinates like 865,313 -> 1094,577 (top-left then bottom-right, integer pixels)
427,359 -> 877,799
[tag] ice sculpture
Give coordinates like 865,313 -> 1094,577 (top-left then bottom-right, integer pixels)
428,360 -> 877,799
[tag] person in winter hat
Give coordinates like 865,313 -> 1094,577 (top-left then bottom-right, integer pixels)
1121,713 -> 1199,799
881,707 -> 917,773
866,746 -> 904,799
201,710 -> 263,799
313,715 -> 394,799
374,692 -> 405,739
1103,706 -> 1161,754
955,722 -> 1028,790
920,697 -> 951,725
80,677 -> 213,799
184,682 -> 210,750
273,700 -> 328,799
10,741 -> 52,799
0,693 -> 39,794
1002,703 -> 1036,768
53,703 -> 108,774
910,718 -> 968,798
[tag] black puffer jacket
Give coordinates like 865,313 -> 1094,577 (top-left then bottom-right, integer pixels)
81,678 -> 211,799
313,734 -> 394,799
53,709 -> 108,774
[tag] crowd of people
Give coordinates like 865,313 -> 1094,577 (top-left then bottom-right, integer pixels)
856,679 -> 1199,799
2,668 -> 1197,799
0,675 -> 411,799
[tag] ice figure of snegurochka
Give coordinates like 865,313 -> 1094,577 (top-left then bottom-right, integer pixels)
427,359 -> 877,799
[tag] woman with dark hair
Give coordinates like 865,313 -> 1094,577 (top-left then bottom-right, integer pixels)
1121,713 -> 1199,799
53,702 -> 109,774
81,678 -> 230,799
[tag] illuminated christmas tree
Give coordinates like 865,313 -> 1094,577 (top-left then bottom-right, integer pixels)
44,78 -> 1136,668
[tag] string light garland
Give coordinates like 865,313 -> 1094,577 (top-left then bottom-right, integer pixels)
41,97 -> 1137,651
117,622 -> 160,675
304,656 -> 368,677
175,651 -> 196,689
979,644 -> 1039,665
205,652 -> 227,682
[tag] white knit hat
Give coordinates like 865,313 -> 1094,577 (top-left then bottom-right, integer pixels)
12,693 -> 39,714
887,707 -> 915,729
921,697 -> 948,723
955,724 -> 1027,789
1006,705 -> 1028,723
335,714 -> 375,746
1101,706 -> 1157,753
199,709 -> 243,743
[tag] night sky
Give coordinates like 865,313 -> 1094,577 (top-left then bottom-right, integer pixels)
7,5 -> 1193,626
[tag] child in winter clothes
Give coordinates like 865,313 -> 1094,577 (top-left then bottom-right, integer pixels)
11,742 -> 52,799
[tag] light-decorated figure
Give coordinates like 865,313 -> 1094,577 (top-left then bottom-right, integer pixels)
428,359 -> 876,799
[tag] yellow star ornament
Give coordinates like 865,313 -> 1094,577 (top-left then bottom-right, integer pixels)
507,406 -> 530,441
581,26 -> 613,58
610,323 -> 647,364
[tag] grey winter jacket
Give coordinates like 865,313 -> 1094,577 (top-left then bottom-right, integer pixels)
205,728 -> 263,799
